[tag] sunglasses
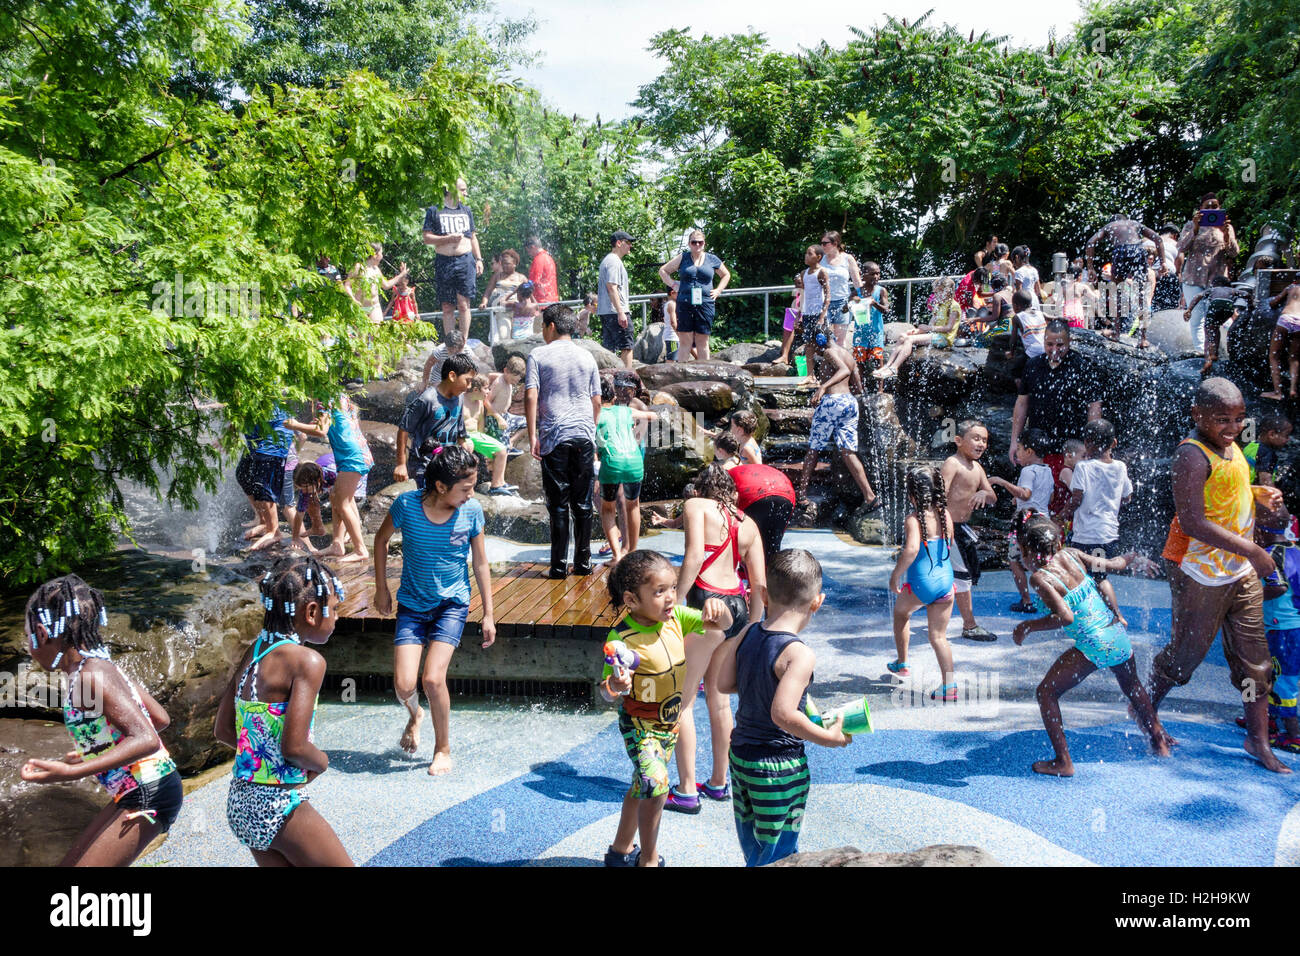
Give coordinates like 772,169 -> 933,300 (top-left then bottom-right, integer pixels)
689,240 -> 704,246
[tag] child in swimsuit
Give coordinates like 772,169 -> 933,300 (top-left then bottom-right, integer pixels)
1012,516 -> 1170,777
214,554 -> 352,865
1265,282 -> 1300,400
600,551 -> 732,866
20,574 -> 182,866
886,465 -> 959,700
668,463 -> 768,813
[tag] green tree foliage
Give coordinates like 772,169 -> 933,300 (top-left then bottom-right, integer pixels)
635,17 -> 1172,286
0,0 -> 511,583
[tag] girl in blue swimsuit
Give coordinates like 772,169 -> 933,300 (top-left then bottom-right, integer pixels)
1012,515 -> 1171,777
887,466 -> 958,700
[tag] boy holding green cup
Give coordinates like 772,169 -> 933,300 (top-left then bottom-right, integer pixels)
716,548 -> 851,866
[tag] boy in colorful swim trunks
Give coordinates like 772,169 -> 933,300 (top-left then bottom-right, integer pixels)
795,334 -> 882,513
600,551 -> 732,867
462,375 -> 518,496
1148,378 -> 1290,773
1264,283 -> 1300,400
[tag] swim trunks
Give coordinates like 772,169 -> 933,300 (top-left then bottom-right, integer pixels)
809,393 -> 859,452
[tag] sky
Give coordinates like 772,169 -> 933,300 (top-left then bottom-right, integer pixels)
490,0 -> 1089,121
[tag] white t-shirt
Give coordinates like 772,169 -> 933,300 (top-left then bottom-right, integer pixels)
1070,458 -> 1133,544
1014,265 -> 1041,308
1018,307 -> 1046,357
1015,462 -> 1054,514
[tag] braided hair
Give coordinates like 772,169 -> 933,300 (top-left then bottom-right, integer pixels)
257,554 -> 347,633
1019,515 -> 1063,563
421,444 -> 478,502
607,550 -> 674,607
905,465 -> 949,567
24,574 -> 109,656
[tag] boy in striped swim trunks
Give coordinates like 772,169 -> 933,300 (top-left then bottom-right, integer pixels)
1149,378 -> 1290,773
717,549 -> 849,866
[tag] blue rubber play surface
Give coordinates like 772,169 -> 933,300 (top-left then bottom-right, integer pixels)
154,530 -> 1300,867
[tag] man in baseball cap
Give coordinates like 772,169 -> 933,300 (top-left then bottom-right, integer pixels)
600,231 -> 636,367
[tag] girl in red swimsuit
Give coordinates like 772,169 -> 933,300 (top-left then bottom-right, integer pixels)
666,464 -> 768,813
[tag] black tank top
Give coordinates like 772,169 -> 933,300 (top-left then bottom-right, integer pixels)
731,622 -> 808,758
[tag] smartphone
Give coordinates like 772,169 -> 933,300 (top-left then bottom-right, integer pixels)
1201,209 -> 1227,227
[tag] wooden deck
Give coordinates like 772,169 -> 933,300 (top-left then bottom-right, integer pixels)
332,559 -> 619,641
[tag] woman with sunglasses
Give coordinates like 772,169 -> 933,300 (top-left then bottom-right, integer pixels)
819,231 -> 865,349
659,229 -> 731,362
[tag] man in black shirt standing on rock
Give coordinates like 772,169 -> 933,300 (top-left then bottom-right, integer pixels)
1009,320 -> 1103,479
422,177 -> 483,341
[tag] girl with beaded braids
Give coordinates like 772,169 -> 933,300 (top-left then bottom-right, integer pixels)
213,554 -> 353,865
20,574 -> 182,866
886,465 -> 959,701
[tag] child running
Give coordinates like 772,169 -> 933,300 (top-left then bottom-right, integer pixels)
990,428 -> 1055,613
373,446 -> 495,775
596,377 -> 658,563
601,550 -> 732,866
214,555 -> 352,864
1011,515 -> 1170,776
715,548 -> 850,866
1062,418 -> 1132,626
941,419 -> 998,641
21,575 -> 182,866
886,465 -> 959,700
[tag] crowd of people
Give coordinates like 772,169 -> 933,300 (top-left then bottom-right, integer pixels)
18,183 -> 1300,870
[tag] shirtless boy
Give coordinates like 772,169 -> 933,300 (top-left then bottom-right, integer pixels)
796,333 -> 882,514
941,420 -> 998,641
1084,214 -> 1167,347
1265,283 -> 1300,400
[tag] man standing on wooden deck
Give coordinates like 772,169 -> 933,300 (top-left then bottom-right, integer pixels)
527,303 -> 602,578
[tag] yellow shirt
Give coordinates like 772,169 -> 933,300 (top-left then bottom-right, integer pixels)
604,605 -> 703,729
1180,438 -> 1254,586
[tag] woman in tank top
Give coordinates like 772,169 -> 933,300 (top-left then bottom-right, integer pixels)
819,230 -> 864,349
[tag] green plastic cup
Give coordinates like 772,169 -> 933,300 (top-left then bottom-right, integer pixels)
810,697 -> 872,736
794,355 -> 808,376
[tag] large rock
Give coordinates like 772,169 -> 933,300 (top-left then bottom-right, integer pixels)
349,379 -> 416,427
492,335 -> 622,371
633,322 -> 668,364
659,381 -> 735,416
358,419 -> 398,490
0,551 -> 264,776
0,718 -> 104,866
1144,308 -> 1198,357
642,405 -> 712,499
765,408 -> 814,436
844,508 -> 889,545
636,361 -> 756,399
772,845 -> 1001,867
883,321 -> 915,344
714,341 -> 783,365
744,361 -> 797,378
360,479 -> 416,535
756,377 -> 818,410
476,490 -> 552,543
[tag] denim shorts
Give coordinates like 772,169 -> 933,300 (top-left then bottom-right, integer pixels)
394,600 -> 470,648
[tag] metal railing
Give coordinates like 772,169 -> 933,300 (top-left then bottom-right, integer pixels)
409,276 -> 963,344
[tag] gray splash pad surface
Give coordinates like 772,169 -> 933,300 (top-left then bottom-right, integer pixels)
152,529 -> 1300,866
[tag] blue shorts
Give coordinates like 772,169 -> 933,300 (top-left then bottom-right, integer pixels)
236,452 -> 287,504
676,297 -> 715,336
435,252 -> 477,304
1268,626 -> 1300,719
394,600 -> 470,648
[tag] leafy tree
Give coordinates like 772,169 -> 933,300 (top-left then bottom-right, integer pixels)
0,0 -> 511,583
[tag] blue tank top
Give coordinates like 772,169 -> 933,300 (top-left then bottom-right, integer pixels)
1263,543 -> 1300,631
731,623 -> 807,757
906,537 -> 954,604
677,252 -> 722,302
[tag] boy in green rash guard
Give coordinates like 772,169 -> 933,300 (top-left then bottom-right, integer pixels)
597,377 -> 659,563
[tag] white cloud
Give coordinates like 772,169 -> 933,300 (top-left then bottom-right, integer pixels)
492,0 -> 1084,120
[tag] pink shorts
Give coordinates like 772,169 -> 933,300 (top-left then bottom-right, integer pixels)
1277,313 -> 1300,335
783,308 -> 798,332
